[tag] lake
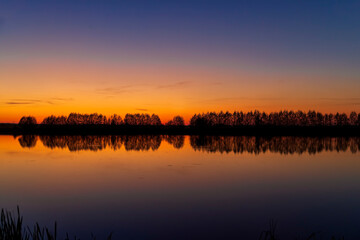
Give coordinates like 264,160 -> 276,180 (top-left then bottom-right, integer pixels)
0,135 -> 360,239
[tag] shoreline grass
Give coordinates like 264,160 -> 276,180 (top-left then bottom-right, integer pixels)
0,207 -> 112,240
0,207 -> 347,240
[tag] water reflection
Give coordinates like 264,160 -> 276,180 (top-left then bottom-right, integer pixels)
164,135 -> 185,149
18,135 -> 360,154
191,136 -> 360,154
18,135 -> 38,148
38,135 -> 164,152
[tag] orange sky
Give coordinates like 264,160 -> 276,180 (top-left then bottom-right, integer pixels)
0,55 -> 360,122
1,57 -> 359,123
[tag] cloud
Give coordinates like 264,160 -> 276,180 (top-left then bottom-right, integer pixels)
157,81 -> 191,89
5,99 -> 44,105
96,81 -> 191,97
197,97 -> 284,104
5,101 -> 33,105
50,97 -> 74,101
3,98 -> 73,105
96,85 -> 135,96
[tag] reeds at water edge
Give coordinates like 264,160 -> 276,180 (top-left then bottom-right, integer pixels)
0,207 -> 346,240
0,207 -> 112,240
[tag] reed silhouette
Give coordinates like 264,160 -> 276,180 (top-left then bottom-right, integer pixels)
18,135 -> 360,154
258,220 -> 345,240
0,207 -> 346,240
0,207 -> 112,240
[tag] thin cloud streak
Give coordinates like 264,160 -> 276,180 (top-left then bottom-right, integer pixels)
3,98 -> 73,105
196,97 -> 285,104
96,85 -> 135,96
96,81 -> 192,97
157,81 -> 191,89
5,102 -> 33,105
50,97 -> 74,101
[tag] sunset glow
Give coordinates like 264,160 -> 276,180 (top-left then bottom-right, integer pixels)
1,1 -> 360,123
1,2 -> 360,239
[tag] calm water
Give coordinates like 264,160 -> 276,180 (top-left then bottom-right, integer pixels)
1,135 -> 360,239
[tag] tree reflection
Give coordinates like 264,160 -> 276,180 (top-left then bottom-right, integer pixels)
18,135 -> 38,148
37,135 -> 162,152
122,135 -> 162,151
190,136 -> 360,154
40,135 -> 111,151
164,135 -> 185,149
18,135 -> 360,154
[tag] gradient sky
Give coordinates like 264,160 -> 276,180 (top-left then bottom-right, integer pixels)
1,0 -> 360,123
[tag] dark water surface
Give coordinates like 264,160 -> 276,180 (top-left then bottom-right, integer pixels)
1,135 -> 360,239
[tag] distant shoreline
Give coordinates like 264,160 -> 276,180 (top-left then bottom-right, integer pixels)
1,123 -> 359,136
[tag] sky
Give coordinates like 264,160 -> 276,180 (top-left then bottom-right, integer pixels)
1,0 -> 360,123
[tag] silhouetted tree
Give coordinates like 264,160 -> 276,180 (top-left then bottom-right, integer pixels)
109,114 -> 123,125
150,114 -> 162,126
42,115 -> 67,125
124,113 -> 155,125
166,116 -> 185,126
18,116 -> 37,125
350,112 -> 357,126
189,110 -> 358,127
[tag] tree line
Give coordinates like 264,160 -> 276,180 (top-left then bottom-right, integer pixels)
19,113 -> 185,126
19,111 -> 360,127
190,110 -> 360,127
